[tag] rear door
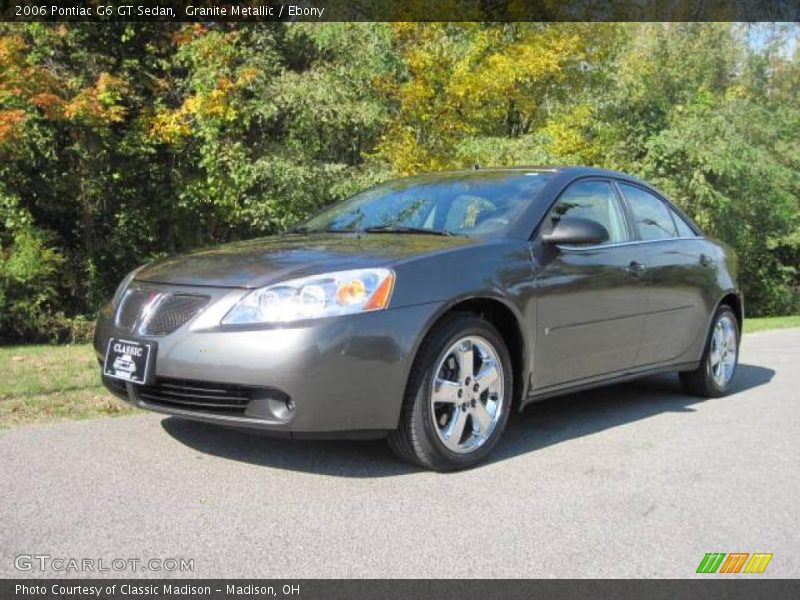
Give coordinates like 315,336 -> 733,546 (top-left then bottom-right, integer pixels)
533,178 -> 648,389
616,182 -> 712,366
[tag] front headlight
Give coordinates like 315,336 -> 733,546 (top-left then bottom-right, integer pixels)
222,268 -> 395,325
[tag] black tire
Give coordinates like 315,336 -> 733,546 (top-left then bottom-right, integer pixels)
388,313 -> 513,471
679,305 -> 740,398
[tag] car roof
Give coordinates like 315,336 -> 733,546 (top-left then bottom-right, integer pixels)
439,165 -> 642,180
404,165 -> 648,186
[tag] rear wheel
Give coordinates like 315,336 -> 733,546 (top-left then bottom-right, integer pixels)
679,305 -> 739,397
388,314 -> 513,471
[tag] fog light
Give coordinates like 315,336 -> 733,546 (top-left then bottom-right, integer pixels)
244,390 -> 295,422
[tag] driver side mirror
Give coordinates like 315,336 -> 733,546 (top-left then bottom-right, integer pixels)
542,216 -> 609,246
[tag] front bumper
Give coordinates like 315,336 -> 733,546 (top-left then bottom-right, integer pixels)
95,282 -> 444,436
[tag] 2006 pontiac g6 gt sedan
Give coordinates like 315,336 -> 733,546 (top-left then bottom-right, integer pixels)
96,167 -> 742,470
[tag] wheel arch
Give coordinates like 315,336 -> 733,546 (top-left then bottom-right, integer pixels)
717,291 -> 744,337
408,295 -> 528,414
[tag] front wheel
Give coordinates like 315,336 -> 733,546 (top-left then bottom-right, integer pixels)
388,314 -> 513,471
679,305 -> 740,397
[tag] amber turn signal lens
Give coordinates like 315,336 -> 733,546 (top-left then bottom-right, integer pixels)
336,278 -> 367,305
364,272 -> 395,310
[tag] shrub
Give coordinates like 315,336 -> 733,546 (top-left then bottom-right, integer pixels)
0,192 -> 67,343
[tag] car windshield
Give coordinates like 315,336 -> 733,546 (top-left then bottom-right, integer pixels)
298,171 -> 554,236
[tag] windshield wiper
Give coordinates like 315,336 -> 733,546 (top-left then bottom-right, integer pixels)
362,225 -> 454,236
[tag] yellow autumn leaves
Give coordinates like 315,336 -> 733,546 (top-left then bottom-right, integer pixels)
376,23 -> 618,173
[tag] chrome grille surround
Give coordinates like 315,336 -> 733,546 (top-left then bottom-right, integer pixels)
115,289 -> 209,336
116,289 -> 154,330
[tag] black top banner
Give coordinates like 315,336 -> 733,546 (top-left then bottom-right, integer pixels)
2,0 -> 800,22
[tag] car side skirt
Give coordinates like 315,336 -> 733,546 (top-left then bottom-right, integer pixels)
521,360 -> 701,407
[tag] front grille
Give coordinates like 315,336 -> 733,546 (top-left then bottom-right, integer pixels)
117,290 -> 153,330
135,378 -> 261,415
142,294 -> 209,335
115,290 -> 209,336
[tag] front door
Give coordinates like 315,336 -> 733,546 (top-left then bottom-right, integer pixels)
532,179 -> 648,389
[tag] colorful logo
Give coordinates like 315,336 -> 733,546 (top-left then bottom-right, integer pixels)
697,552 -> 773,574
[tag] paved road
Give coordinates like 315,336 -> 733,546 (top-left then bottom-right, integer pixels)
1,329 -> 798,578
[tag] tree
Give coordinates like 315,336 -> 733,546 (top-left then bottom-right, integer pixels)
376,23 -> 620,173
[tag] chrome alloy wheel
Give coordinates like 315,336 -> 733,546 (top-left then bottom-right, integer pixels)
710,314 -> 737,387
430,336 -> 505,454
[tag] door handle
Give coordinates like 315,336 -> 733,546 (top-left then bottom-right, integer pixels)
626,261 -> 647,277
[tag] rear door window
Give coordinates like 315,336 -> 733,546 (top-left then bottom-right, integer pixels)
619,184 -> 678,241
669,208 -> 697,237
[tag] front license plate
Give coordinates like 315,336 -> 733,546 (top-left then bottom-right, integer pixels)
103,338 -> 155,384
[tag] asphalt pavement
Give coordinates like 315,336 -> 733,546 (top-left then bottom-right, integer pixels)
1,328 -> 798,578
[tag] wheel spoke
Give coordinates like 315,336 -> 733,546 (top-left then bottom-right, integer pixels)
724,327 -> 736,353
443,408 -> 469,450
474,359 -> 499,392
709,342 -> 722,366
432,377 -> 461,404
456,341 -> 475,382
472,401 -> 493,434
722,344 -> 736,369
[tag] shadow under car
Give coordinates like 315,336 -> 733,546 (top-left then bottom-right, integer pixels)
160,363 -> 774,478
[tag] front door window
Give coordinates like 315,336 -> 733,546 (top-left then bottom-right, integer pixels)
547,180 -> 630,245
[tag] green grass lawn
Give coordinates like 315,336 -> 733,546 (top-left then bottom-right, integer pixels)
1,315 -> 798,429
0,343 -> 133,429
743,315 -> 800,334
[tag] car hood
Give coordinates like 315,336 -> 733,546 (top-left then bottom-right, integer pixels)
135,233 -> 477,288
